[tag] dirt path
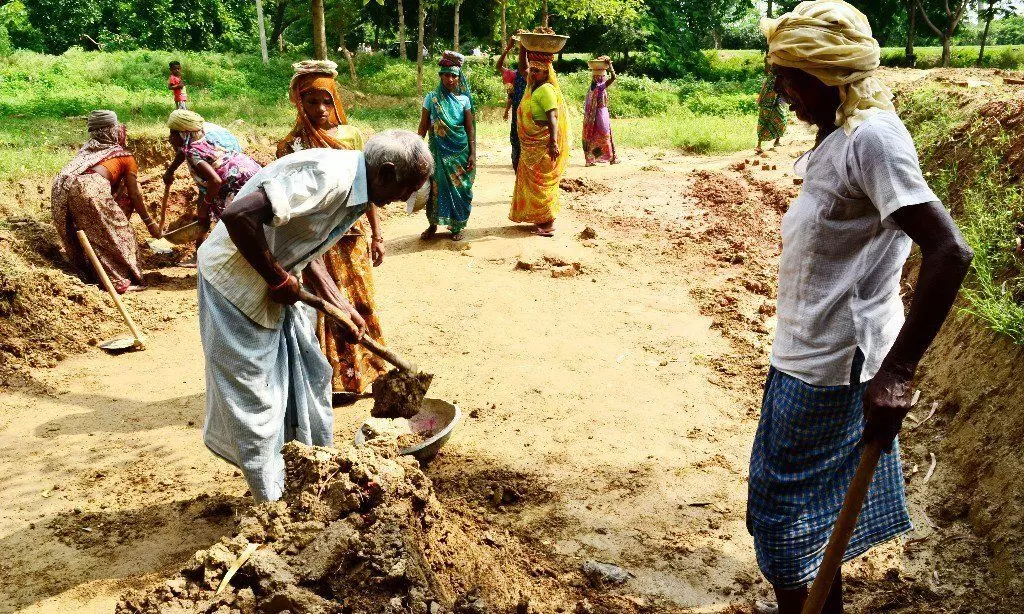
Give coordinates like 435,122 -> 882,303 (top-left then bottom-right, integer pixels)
1,130 -> 893,613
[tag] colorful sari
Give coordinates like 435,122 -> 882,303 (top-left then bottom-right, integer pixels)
510,68 -> 569,225
583,77 -> 616,165
424,68 -> 475,234
51,119 -> 144,291
277,60 -> 387,394
183,136 -> 261,223
757,67 -> 788,143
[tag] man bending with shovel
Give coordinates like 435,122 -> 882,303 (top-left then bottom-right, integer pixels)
197,130 -> 432,502
748,2 -> 973,612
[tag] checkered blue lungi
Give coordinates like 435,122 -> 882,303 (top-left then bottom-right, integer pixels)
747,356 -> 912,589
198,272 -> 333,502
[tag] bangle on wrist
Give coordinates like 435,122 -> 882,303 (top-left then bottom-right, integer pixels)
268,273 -> 291,292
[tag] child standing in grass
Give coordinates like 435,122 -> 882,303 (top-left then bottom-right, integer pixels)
168,61 -> 188,109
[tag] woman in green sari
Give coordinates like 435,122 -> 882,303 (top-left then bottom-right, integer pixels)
417,50 -> 476,242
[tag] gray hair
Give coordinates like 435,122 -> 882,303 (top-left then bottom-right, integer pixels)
364,129 -> 433,186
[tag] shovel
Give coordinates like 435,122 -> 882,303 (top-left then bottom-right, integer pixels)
801,439 -> 884,614
298,289 -> 433,418
77,230 -> 147,353
298,289 -> 414,371
158,183 -> 171,234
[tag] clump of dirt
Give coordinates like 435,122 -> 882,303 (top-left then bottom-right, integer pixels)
559,177 -> 611,195
117,441 -> 577,613
371,368 -> 434,419
688,170 -> 748,211
362,416 -> 429,449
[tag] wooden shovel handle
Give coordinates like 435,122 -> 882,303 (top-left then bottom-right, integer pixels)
298,289 -> 415,372
801,439 -> 885,614
76,230 -> 146,349
158,183 -> 171,233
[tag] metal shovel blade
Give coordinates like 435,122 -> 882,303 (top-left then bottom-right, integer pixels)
98,337 -> 144,353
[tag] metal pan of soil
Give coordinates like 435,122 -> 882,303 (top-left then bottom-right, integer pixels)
355,398 -> 461,463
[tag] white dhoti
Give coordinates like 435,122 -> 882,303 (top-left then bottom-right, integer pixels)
198,271 -> 333,501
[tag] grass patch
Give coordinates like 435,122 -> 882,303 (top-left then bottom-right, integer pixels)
0,48 -> 761,182
900,86 -> 1024,343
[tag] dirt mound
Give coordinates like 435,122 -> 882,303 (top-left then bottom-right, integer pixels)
559,177 -> 610,195
116,441 -> 580,614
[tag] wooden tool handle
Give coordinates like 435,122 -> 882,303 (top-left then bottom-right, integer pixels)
163,220 -> 200,238
298,289 -> 415,372
158,183 -> 171,232
801,439 -> 884,614
77,231 -> 146,349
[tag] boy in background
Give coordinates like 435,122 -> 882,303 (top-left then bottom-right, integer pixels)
168,61 -> 187,109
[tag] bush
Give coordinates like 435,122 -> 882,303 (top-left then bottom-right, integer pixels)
880,45 -> 1024,69
0,25 -> 12,59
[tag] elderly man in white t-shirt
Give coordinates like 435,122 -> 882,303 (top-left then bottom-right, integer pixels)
196,130 -> 432,502
747,3 -> 974,613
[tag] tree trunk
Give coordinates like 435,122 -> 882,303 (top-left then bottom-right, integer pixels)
278,33 -> 284,51
905,0 -> 916,65
398,0 -> 407,60
453,0 -> 462,51
941,32 -> 951,66
338,13 -> 357,82
978,0 -> 996,66
255,0 -> 269,64
416,0 -> 426,96
712,28 -> 721,50
311,0 -> 327,60
270,0 -> 289,48
500,0 -> 507,48
766,0 -> 773,18
542,0 -> 548,27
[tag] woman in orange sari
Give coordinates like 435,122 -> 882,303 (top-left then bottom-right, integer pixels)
509,51 -> 569,237
276,60 -> 388,395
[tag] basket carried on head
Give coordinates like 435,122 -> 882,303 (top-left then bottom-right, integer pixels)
518,32 -> 569,54
588,58 -> 610,70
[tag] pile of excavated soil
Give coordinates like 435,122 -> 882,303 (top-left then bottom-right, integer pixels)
559,177 -> 611,195
116,440 -> 583,614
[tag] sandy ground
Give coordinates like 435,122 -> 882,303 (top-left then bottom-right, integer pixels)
1,127 -> 917,612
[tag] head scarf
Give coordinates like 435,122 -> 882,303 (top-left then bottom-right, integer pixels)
527,50 -> 554,70
762,0 -> 894,134
279,59 -> 352,152
167,109 -> 205,132
434,50 -> 474,113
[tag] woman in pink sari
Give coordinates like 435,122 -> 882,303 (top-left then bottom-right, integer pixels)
583,58 -> 617,166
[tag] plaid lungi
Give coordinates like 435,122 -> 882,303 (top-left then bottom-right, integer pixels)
747,354 -> 912,589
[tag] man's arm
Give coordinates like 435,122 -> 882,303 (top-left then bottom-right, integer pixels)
366,205 -> 385,267
862,202 -> 974,448
302,257 -> 367,340
465,107 -> 476,171
220,190 -> 365,339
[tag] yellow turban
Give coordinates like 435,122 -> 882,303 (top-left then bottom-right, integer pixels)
762,0 -> 894,134
167,109 -> 205,132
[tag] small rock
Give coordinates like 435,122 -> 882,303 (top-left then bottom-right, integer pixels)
793,178 -> 804,185
581,560 -> 631,586
469,409 -> 480,418
575,599 -> 594,614
579,226 -> 598,240
515,260 -> 534,271
551,265 -> 579,279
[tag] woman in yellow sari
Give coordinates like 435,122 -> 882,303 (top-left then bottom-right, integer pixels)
509,50 -> 569,237
276,60 -> 388,395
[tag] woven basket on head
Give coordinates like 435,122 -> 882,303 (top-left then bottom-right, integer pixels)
518,32 -> 569,53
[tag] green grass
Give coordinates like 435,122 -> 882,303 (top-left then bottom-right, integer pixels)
900,86 -> 1024,343
0,48 -> 761,181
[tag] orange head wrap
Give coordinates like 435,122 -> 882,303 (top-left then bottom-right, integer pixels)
279,70 -> 351,152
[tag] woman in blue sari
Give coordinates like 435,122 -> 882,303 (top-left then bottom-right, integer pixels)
417,51 -> 476,241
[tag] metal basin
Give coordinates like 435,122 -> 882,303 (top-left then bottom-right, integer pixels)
355,398 -> 461,463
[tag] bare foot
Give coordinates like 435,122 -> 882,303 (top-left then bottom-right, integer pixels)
534,223 -> 555,237
451,231 -> 464,241
420,224 -> 438,240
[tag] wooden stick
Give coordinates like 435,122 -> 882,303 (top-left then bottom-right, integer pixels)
158,183 -> 171,234
298,289 -> 415,372
801,440 -> 884,614
76,231 -> 146,349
